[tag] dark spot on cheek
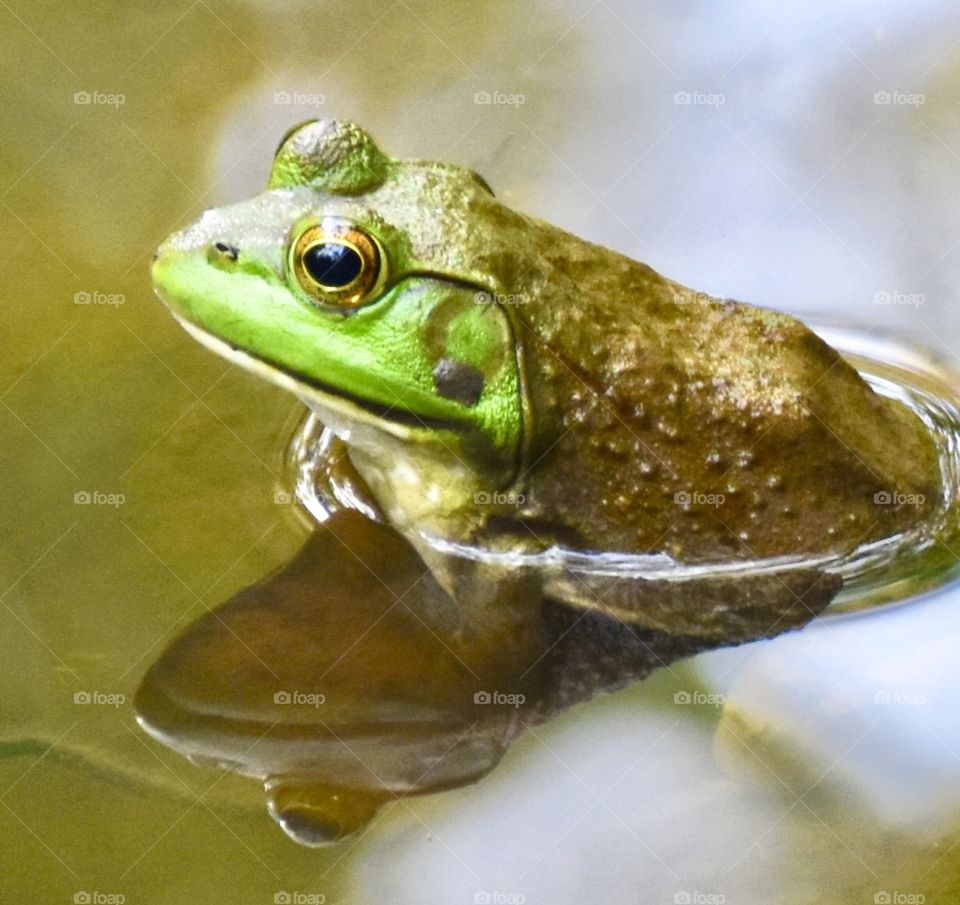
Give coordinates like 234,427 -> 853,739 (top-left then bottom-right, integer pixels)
213,241 -> 239,262
433,357 -> 485,407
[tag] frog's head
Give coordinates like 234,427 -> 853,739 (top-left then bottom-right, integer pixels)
152,120 -> 527,481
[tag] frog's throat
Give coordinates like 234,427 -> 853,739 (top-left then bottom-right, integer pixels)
173,314 -> 464,441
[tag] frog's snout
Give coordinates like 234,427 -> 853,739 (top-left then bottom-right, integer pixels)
151,232 -> 240,295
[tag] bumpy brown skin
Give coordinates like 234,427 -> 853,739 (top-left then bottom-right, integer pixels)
493,238 -> 940,562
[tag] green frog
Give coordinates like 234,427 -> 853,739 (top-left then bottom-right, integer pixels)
152,119 -> 940,635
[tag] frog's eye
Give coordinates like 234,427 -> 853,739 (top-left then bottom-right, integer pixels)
289,219 -> 383,308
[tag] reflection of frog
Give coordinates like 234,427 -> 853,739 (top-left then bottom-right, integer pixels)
152,119 -> 939,624
134,509 -> 712,846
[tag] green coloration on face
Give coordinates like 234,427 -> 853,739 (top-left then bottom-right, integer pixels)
154,119 -> 942,630
153,120 -> 527,512
152,253 -> 514,444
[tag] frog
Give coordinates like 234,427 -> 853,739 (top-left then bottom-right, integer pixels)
151,119 -> 941,637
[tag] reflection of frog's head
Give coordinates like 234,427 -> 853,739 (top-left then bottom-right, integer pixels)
152,120 -> 526,473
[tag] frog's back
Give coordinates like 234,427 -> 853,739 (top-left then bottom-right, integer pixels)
502,220 -> 940,561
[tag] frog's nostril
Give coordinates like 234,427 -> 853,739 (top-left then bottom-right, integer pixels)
213,241 -> 239,262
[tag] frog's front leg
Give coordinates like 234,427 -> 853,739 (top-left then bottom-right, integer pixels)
287,413 -> 384,523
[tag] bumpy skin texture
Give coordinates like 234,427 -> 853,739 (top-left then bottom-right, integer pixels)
497,246 -> 940,560
153,119 -> 940,569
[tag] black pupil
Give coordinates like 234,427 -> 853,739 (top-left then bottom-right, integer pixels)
303,242 -> 363,288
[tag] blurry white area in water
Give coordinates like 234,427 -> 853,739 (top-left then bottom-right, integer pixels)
213,0 -> 960,350
356,708 -> 794,905
350,588 -> 960,903
700,588 -> 960,829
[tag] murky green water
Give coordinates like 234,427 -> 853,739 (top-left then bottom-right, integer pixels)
6,2 -> 960,903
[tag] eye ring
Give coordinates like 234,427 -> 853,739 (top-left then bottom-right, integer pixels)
289,218 -> 384,308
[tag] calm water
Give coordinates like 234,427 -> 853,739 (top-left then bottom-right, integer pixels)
5,2 -> 960,903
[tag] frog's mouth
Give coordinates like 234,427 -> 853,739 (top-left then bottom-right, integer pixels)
172,314 -> 465,441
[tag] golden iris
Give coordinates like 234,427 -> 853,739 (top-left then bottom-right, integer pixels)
290,219 -> 382,308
